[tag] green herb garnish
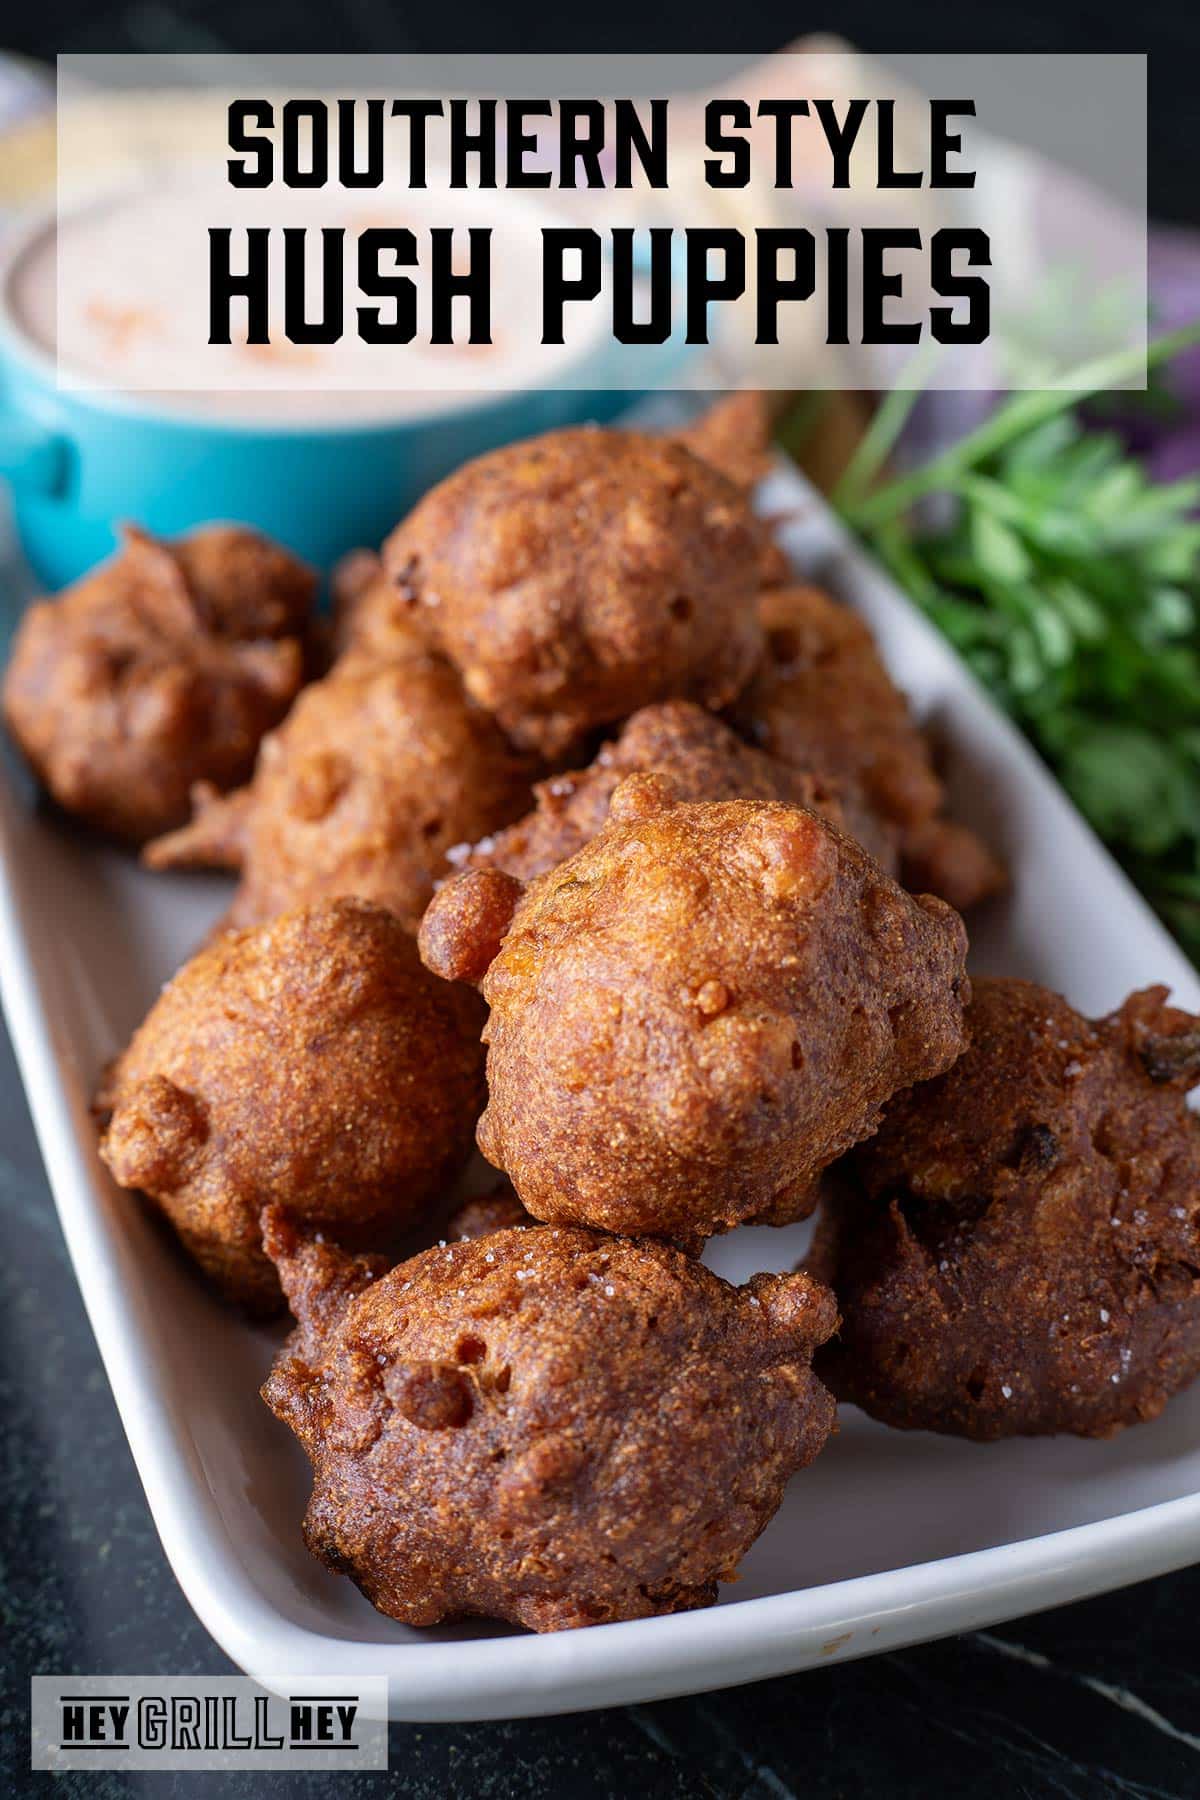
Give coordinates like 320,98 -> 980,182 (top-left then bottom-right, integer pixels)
835,325 -> 1200,964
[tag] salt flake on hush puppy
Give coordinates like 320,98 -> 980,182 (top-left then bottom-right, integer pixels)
260,1209 -> 838,1632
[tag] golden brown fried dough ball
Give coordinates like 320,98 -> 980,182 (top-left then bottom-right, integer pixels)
811,977 -> 1200,1439
420,790 -> 970,1248
377,427 -> 765,757
261,1210 -> 837,1631
95,899 -> 486,1313
328,547 -> 427,662
457,699 -> 897,884
670,392 -> 775,491
3,524 -> 316,843
145,622 -> 539,934
733,585 -> 1006,911
897,815 -> 1009,918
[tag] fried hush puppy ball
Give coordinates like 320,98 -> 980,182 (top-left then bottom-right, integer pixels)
420,789 -> 970,1247
145,582 -> 539,934
327,546 -> 425,662
260,1209 -> 838,1631
377,427 -> 766,757
3,524 -> 316,843
811,977 -> 1200,1439
95,899 -> 486,1313
669,391 -> 775,492
456,699 -> 897,884
732,585 -> 1006,913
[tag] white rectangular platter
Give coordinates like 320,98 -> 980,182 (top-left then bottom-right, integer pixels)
3,458 -> 1200,1723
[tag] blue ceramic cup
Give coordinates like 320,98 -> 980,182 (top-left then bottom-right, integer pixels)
0,207 -> 691,590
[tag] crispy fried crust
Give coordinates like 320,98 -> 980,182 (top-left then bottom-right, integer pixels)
260,1212 -> 837,1631
420,792 -> 970,1247
3,524 -> 316,843
377,427 -> 766,757
145,618 -> 539,934
96,899 -> 486,1313
670,392 -> 775,491
811,977 -> 1200,1439
329,547 -> 428,662
733,585 -> 1007,910
456,699 -> 897,883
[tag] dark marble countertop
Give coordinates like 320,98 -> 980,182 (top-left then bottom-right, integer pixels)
4,1005 -> 1200,1800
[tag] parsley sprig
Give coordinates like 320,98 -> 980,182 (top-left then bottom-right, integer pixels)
834,324 -> 1200,963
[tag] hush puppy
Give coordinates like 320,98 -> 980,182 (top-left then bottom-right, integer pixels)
3,524 -> 315,843
261,1210 -> 837,1631
457,699 -> 896,884
327,545 -> 425,662
733,584 -> 1006,911
145,600 -> 538,934
377,427 -> 765,756
811,977 -> 1200,1438
420,788 -> 970,1247
670,391 -> 775,491
96,899 -> 486,1312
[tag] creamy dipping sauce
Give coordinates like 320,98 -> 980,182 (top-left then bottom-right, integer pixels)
6,167 -> 604,423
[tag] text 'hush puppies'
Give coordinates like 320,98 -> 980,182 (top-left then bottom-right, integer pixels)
261,1211 -> 837,1632
420,785 -> 971,1248
811,977 -> 1200,1439
96,899 -> 486,1313
378,427 -> 765,756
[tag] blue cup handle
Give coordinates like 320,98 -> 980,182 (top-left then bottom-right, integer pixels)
0,394 -> 68,497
